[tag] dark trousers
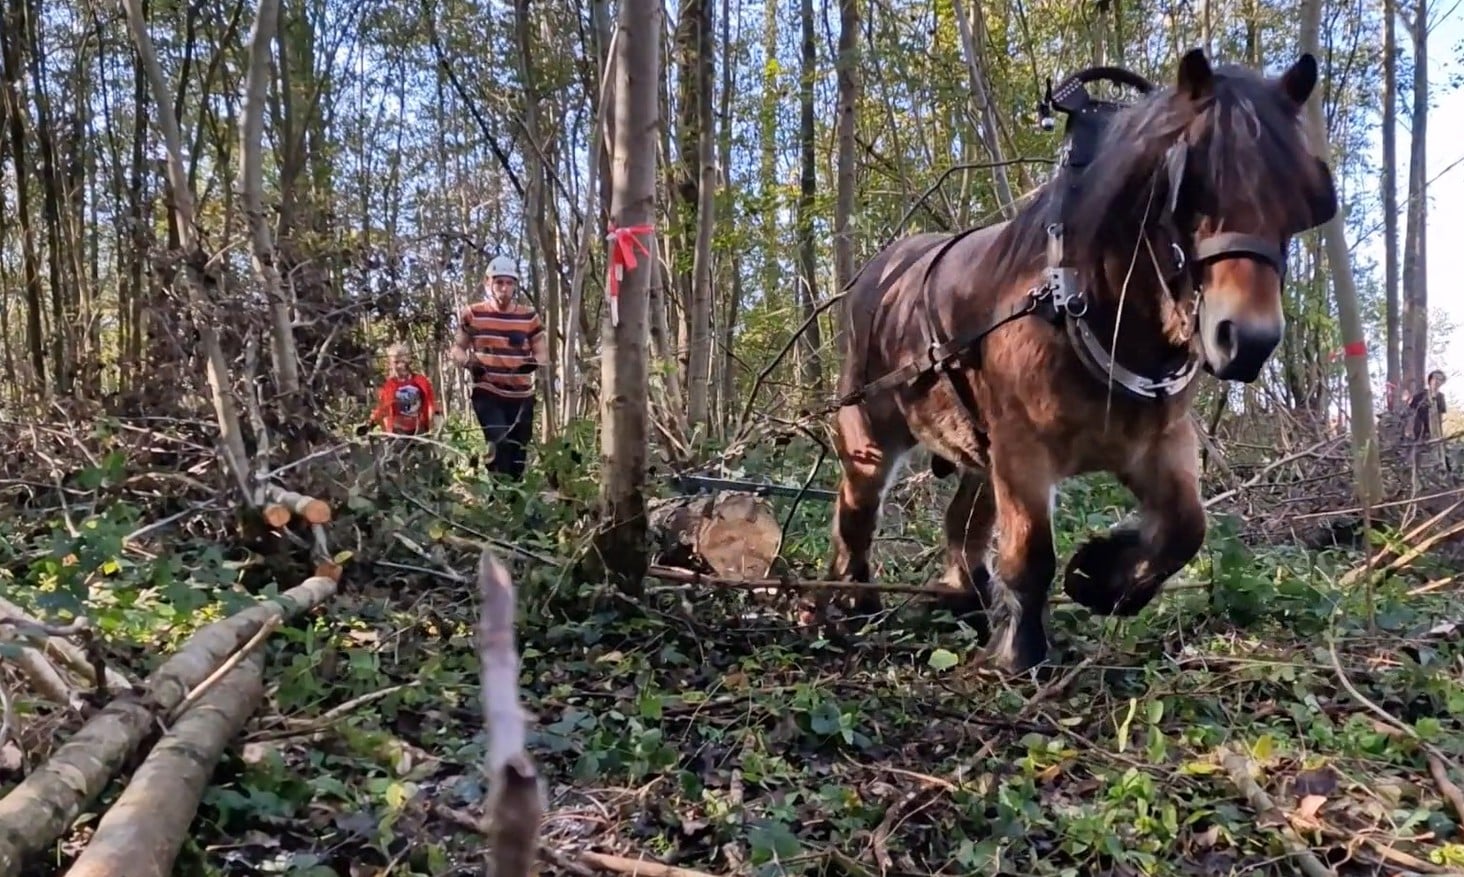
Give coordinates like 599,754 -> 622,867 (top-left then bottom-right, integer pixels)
471,388 -> 535,480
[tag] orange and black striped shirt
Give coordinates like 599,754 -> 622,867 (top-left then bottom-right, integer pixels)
459,301 -> 545,399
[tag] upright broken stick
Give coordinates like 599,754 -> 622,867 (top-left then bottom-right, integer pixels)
477,549 -> 544,877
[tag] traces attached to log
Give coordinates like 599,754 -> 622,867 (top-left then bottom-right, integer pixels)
476,549 -> 544,877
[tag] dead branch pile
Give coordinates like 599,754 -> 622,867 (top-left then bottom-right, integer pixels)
1202,416 -> 1461,554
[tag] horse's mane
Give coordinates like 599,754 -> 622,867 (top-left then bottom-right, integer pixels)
987,63 -> 1325,289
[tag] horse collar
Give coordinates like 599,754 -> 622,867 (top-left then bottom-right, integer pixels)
1064,310 -> 1201,401
1040,223 -> 1202,402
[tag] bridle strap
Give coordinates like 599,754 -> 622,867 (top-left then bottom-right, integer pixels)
1192,232 -> 1285,274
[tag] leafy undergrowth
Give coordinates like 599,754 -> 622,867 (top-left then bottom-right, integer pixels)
3,420 -> 1464,876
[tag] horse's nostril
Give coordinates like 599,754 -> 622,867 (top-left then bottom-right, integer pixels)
1215,319 -> 1237,356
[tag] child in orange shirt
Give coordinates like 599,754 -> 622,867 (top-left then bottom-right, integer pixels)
364,343 -> 437,435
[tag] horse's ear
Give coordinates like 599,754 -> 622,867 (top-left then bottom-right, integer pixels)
1278,54 -> 1319,111
1175,48 -> 1214,101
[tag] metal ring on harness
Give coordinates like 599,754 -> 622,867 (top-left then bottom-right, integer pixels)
1065,292 -> 1089,319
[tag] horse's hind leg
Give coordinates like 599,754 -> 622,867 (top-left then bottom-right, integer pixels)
826,408 -> 906,617
1062,420 -> 1206,615
933,468 -> 997,633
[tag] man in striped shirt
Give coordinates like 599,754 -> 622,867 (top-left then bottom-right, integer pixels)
451,255 -> 548,480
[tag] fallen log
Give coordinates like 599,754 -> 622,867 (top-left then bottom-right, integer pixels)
0,597 -> 135,694
477,549 -> 542,877
61,651 -> 266,877
0,626 -> 80,711
648,491 -> 782,581
261,484 -> 332,528
0,574 -> 337,875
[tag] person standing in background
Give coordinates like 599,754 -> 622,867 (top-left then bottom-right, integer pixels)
1408,369 -> 1448,442
363,343 -> 437,436
450,254 -> 547,480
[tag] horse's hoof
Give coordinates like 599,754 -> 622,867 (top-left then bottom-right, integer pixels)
1062,528 -> 1155,615
979,620 -> 1048,675
929,570 -> 991,637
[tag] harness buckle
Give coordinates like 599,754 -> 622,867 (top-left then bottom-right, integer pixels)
927,339 -> 947,368
1043,264 -> 1081,310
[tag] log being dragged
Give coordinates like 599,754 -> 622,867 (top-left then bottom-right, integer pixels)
61,651 -> 266,877
648,491 -> 784,581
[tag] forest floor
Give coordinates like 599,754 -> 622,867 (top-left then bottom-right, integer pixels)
2,409 -> 1463,877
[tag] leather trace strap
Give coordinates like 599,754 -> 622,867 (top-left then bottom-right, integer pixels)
830,285 -> 1055,413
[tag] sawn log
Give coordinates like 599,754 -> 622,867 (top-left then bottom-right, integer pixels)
648,491 -> 783,581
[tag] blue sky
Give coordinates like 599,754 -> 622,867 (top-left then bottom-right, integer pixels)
1355,6 -> 1464,387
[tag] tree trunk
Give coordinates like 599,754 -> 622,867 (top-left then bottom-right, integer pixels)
1400,0 -> 1428,396
1381,0 -> 1400,408
20,0 -> 74,396
514,0 -> 561,438
593,0 -> 660,589
240,0 -> 300,396
711,0 -> 736,432
1298,0 -> 1382,506
0,1 -> 44,390
795,0 -> 823,392
832,0 -> 860,350
123,0 -> 252,498
673,0 -> 715,431
950,0 -> 1014,218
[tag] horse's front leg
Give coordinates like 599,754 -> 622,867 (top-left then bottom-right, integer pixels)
981,453 -> 1058,674
1062,420 -> 1207,615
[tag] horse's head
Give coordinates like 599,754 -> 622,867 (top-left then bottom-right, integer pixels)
1164,49 -> 1338,382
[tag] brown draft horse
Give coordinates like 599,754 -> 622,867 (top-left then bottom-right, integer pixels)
826,49 -> 1339,674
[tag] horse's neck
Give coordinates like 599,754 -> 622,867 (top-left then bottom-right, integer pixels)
1084,237 -> 1187,366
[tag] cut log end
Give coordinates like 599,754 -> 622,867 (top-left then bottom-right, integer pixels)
301,499 -> 332,525
262,504 -> 292,529
313,561 -> 343,582
648,491 -> 783,581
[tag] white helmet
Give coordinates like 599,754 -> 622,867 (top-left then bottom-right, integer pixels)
487,255 -> 520,282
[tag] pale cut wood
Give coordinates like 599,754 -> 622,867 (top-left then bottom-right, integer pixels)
477,550 -> 543,877
0,575 -> 336,875
648,492 -> 782,580
263,484 -> 332,526
0,626 -> 79,710
61,652 -> 266,877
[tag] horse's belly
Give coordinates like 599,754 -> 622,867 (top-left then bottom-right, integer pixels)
900,381 -> 990,471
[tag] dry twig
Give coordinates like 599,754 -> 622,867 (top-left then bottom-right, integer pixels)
477,549 -> 544,877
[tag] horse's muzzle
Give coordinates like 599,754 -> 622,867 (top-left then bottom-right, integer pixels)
1201,316 -> 1282,382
